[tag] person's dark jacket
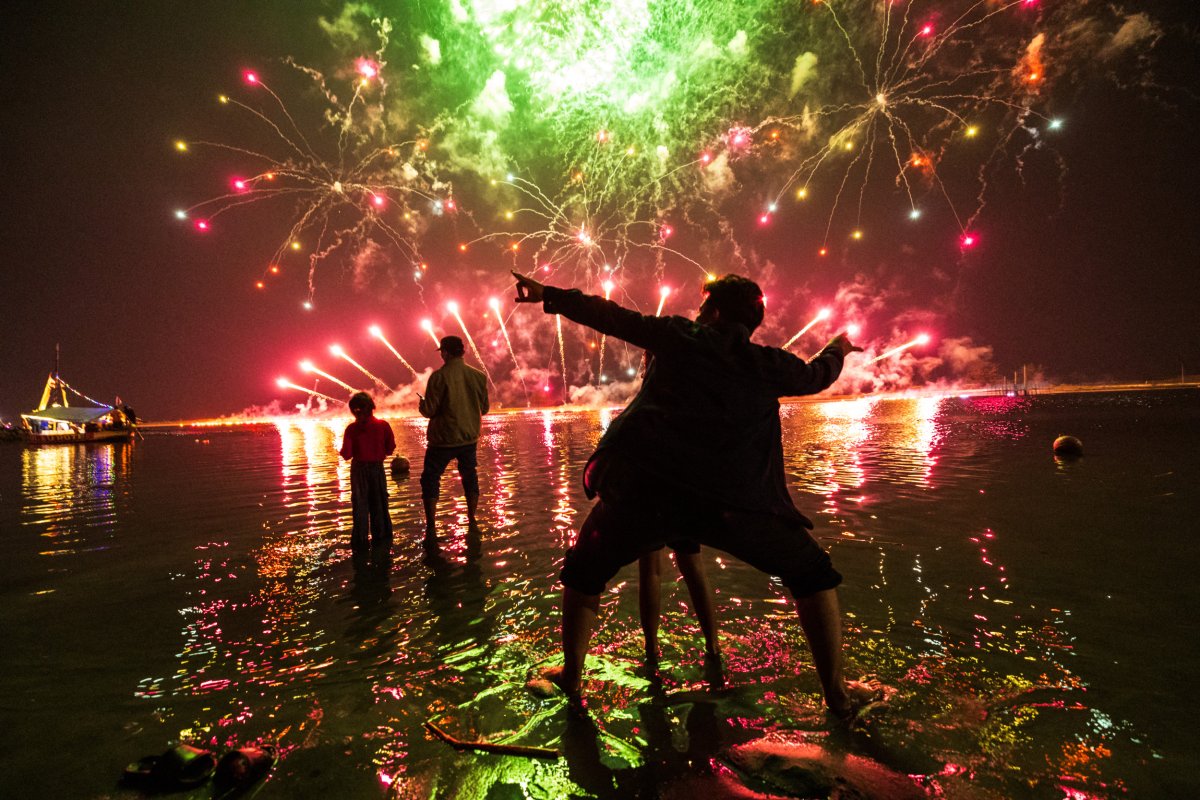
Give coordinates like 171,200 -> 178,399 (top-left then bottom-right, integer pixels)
542,286 -> 844,525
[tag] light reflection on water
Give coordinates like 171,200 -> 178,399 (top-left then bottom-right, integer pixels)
2,391 -> 1198,798
20,443 -> 127,559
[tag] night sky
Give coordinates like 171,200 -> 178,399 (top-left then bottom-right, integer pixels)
2,1 -> 1197,422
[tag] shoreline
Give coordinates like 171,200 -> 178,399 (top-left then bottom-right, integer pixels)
138,380 -> 1200,430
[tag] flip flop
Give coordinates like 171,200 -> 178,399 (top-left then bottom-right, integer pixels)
123,744 -> 216,790
213,745 -> 276,793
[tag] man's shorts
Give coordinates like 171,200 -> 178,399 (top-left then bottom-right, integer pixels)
560,462 -> 842,599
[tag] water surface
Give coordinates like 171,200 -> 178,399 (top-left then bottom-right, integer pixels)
1,390 -> 1197,798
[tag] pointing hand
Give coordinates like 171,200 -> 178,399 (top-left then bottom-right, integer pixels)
828,333 -> 864,357
512,270 -> 545,304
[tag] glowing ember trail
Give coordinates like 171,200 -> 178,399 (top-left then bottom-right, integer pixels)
598,280 -> 616,383
654,285 -> 671,317
783,308 -> 832,350
447,301 -> 495,389
556,315 -> 567,397
869,333 -> 932,364
299,360 -> 356,393
369,325 -> 419,379
419,319 -> 441,349
330,344 -> 391,392
276,378 -> 338,404
489,297 -> 529,404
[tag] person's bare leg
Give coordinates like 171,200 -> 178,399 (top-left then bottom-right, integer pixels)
638,551 -> 663,661
676,550 -> 720,657
795,588 -> 850,714
543,585 -> 600,695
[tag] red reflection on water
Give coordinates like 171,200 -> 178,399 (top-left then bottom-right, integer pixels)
483,425 -> 514,528
540,410 -> 581,550
812,397 -> 875,518
964,394 -> 1034,440
804,396 -> 946,526
909,396 -> 944,486
967,527 -> 1010,623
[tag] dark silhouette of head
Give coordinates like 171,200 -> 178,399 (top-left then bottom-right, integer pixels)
437,335 -> 466,357
699,274 -> 765,332
348,391 -> 374,414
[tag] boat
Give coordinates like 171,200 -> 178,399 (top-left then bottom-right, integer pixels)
20,353 -> 137,445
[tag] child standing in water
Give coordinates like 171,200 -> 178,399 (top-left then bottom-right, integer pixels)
339,391 -> 396,553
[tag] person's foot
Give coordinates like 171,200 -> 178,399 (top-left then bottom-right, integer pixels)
370,543 -> 392,570
827,679 -> 888,721
421,545 -> 448,569
526,666 -> 580,699
466,537 -> 482,561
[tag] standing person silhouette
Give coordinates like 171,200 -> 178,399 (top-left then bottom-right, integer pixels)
339,391 -> 395,554
418,335 -> 490,549
514,270 -> 876,718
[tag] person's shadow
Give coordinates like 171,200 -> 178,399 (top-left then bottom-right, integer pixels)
342,548 -> 397,655
421,536 -> 489,650
558,661 -> 731,798
422,520 -> 484,566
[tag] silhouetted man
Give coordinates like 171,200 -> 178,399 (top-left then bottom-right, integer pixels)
513,270 -> 873,717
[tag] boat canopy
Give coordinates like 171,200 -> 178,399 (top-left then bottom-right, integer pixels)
22,406 -> 113,424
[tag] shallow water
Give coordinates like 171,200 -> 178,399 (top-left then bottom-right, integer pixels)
1,390 -> 1197,798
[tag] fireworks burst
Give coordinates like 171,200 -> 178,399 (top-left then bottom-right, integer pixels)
748,0 -> 1068,249
171,1 -> 1161,404
418,318 -> 441,348
175,33 -> 446,302
178,1 -> 1155,287
446,300 -> 497,389
489,297 -> 530,404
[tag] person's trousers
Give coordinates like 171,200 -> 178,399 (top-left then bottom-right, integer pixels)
420,443 -> 479,500
350,460 -> 392,550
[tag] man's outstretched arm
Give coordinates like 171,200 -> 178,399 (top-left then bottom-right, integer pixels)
513,271 -> 675,351
767,334 -> 863,397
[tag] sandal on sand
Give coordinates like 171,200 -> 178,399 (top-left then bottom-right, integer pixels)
123,744 -> 216,790
214,745 -> 276,792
